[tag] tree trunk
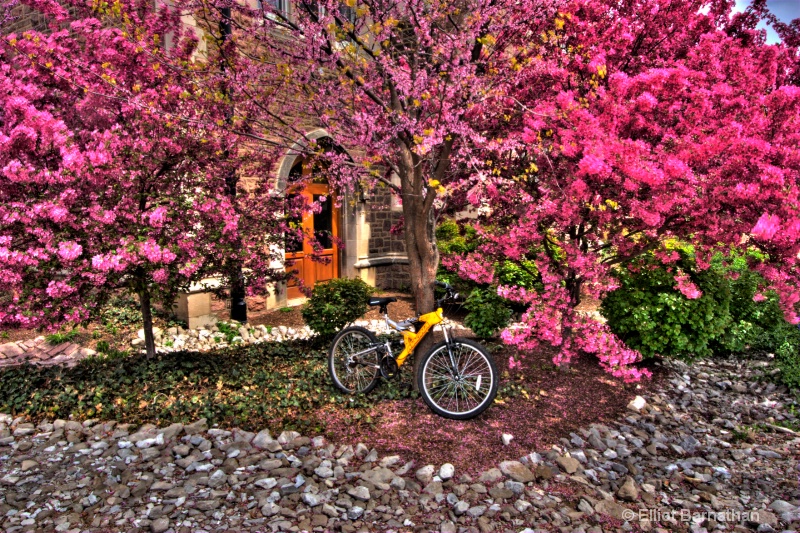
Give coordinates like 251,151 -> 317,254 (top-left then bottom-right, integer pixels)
220,7 -> 248,324
566,273 -> 582,308
137,274 -> 157,359
398,152 -> 440,389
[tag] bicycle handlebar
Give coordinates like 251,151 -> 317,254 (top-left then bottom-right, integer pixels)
435,281 -> 459,306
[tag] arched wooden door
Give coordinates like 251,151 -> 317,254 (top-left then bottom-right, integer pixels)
285,168 -> 339,301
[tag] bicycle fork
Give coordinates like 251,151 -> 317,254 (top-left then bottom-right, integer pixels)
441,325 -> 460,378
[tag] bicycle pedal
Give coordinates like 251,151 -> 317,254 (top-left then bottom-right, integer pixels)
380,356 -> 399,379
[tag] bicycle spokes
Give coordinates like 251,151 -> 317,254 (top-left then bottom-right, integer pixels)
422,343 -> 493,415
330,329 -> 379,394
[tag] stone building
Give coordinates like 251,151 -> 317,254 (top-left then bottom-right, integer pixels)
4,1 -> 410,327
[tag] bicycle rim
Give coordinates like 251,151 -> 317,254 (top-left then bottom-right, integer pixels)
330,330 -> 378,393
421,342 -> 494,417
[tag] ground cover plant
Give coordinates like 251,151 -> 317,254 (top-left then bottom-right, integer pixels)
0,337 -> 655,473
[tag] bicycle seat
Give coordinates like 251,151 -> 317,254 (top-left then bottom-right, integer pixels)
367,296 -> 397,307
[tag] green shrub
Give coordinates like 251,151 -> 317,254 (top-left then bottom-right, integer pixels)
96,340 -> 110,354
710,250 -> 783,354
436,218 -> 478,255
302,278 -> 374,338
463,287 -> 513,339
496,259 -> 540,290
775,324 -> 800,391
601,249 -> 732,361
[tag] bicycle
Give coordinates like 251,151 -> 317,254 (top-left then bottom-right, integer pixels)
327,281 -> 498,420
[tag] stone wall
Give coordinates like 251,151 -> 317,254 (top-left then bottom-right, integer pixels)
364,183 -> 410,290
3,4 -> 49,34
374,263 -> 411,290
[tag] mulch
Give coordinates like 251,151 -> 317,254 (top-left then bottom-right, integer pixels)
319,344 -> 664,476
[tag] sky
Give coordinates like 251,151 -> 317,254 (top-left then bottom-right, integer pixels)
734,0 -> 800,44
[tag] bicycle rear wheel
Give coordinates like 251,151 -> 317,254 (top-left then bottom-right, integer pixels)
417,338 -> 498,420
328,326 -> 381,394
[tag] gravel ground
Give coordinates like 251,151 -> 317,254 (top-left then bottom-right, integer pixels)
0,356 -> 798,533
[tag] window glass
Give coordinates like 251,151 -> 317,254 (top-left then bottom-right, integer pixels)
260,0 -> 287,14
313,195 -> 333,249
285,194 -> 304,253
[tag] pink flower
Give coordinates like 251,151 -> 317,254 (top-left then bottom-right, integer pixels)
148,206 -> 168,228
152,268 -> 169,284
753,293 -> 766,302
57,241 -> 82,262
139,239 -> 163,263
751,213 -> 780,241
45,280 -> 76,298
674,273 -> 702,299
91,254 -> 124,272
578,154 -> 610,176
508,356 -> 522,371
48,205 -> 69,223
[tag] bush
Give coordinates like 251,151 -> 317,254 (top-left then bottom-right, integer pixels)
463,287 -> 513,339
601,248 -> 732,361
496,259 -> 540,291
436,218 -> 478,255
709,250 -> 783,354
773,323 -> 800,391
302,278 -> 374,338
436,219 -> 535,337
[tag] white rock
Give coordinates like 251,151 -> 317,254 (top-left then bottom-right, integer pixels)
439,463 -> 455,480
502,433 -> 514,445
416,465 -> 435,484
627,395 -> 647,412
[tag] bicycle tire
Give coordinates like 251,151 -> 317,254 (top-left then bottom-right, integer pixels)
417,338 -> 498,420
328,326 -> 381,394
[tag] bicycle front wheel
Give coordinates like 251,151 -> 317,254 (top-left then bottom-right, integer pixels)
417,338 -> 498,420
328,326 -> 381,394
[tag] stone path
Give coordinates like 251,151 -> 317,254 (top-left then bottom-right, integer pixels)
0,337 -> 96,369
0,355 -> 798,533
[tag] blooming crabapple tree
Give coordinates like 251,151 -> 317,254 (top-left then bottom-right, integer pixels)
450,0 -> 800,379
207,0 -> 561,378
0,0 -> 290,357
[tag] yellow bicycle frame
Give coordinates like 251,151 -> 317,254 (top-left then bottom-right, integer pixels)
394,308 -> 444,366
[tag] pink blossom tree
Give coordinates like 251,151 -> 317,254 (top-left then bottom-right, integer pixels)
206,0 -> 563,378
0,0 -> 290,357
448,0 -> 800,379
